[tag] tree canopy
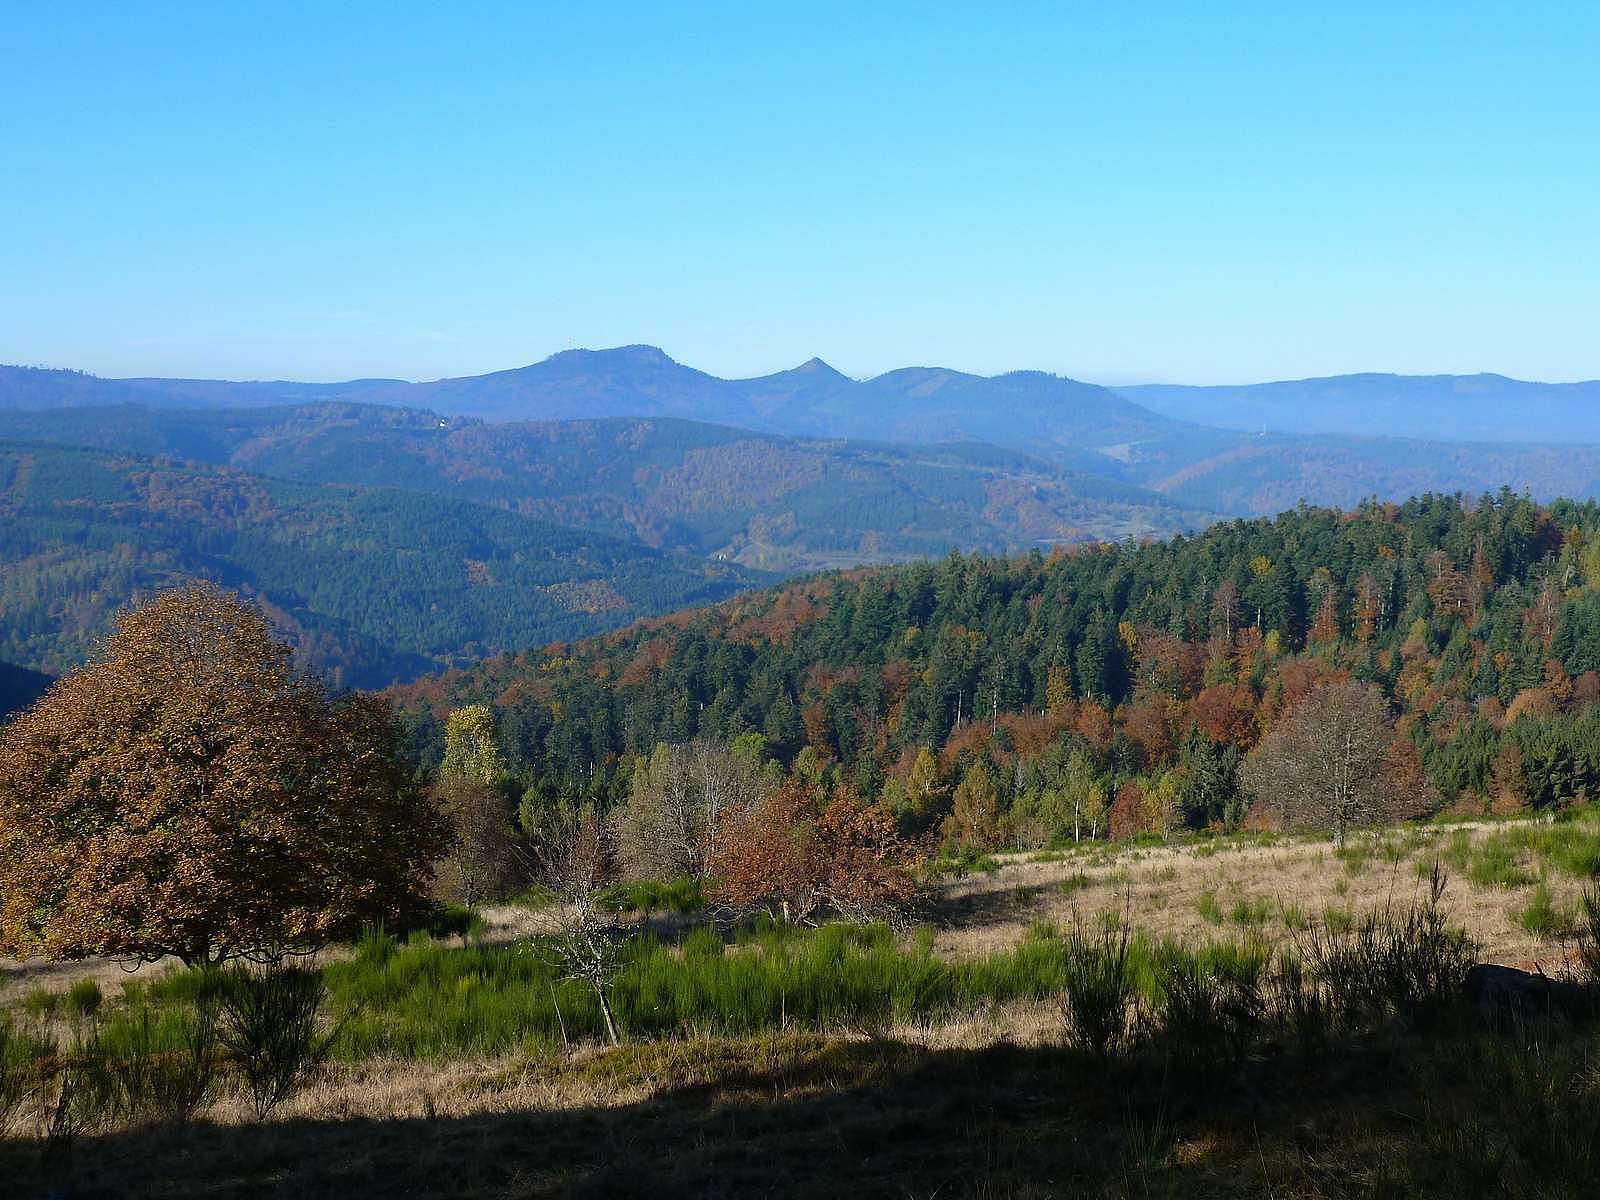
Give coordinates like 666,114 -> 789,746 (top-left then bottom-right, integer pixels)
0,583 -> 447,965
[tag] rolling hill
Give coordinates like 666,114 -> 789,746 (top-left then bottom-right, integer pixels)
0,404 -> 1214,569
0,440 -> 757,686
1095,426 -> 1600,518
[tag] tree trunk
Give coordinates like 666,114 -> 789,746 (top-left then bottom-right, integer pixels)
594,981 -> 621,1046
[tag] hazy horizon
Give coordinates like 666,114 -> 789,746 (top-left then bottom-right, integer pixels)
9,344 -> 1600,393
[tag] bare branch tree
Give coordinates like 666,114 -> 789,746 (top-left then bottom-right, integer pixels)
524,805 -> 625,1046
1240,680 -> 1401,849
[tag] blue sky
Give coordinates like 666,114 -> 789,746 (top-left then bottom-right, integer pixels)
2,2 -> 1596,385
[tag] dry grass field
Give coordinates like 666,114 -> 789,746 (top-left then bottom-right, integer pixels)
930,818 -> 1587,969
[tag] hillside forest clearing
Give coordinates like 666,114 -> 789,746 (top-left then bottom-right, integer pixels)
3,809 -> 1590,1007
6,809 -> 1600,1197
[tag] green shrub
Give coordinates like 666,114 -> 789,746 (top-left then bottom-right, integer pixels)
1412,1028 -> 1600,1195
1229,896 -> 1273,928
78,1002 -> 220,1127
1467,836 -> 1534,890
422,903 -> 487,939
1337,841 -> 1372,875
1516,883 -> 1572,938
936,846 -> 1002,877
598,877 -> 707,915
0,1019 -> 52,1135
1059,919 -> 1135,1057
63,979 -> 103,1020
220,966 -> 338,1120
1266,949 -> 1329,1055
1322,905 -> 1354,934
1576,886 -> 1600,989
1503,818 -> 1600,879
1195,890 -> 1224,924
1058,872 -> 1092,896
1300,866 -> 1476,1031
1147,940 -> 1267,1070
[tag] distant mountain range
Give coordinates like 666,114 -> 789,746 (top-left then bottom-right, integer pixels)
11,348 -> 1598,518
0,349 -> 1171,469
1117,373 -> 1600,443
12,353 -> 1600,447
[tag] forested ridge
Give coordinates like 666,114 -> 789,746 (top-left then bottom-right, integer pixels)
0,403 -> 1210,567
0,440 -> 756,686
391,489 -> 1600,840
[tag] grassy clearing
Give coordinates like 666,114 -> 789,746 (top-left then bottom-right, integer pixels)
7,1023 -> 1600,1198
1515,883 -> 1575,938
937,807 -> 1600,966
75,919 -> 1304,1062
1438,809 -> 1600,892
2,902 -> 1585,1199
3,875 -> 1478,1071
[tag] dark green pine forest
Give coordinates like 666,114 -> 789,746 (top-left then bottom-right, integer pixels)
391,489 -> 1600,843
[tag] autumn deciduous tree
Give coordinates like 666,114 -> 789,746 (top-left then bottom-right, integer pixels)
432,705 -> 517,906
1239,680 -> 1401,849
942,763 -> 1001,849
0,583 -> 447,966
611,738 -> 776,881
710,780 -> 922,924
1108,780 -> 1149,839
1191,682 -> 1257,748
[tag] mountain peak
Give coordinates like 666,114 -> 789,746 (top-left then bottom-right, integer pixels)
792,356 -> 846,378
611,344 -> 676,364
541,344 -> 678,368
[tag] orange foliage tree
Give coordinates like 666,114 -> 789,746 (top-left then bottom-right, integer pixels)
0,583 -> 447,966
709,779 -> 923,924
1190,682 -> 1257,748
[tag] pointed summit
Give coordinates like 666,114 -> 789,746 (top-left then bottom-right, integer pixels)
793,356 -> 846,379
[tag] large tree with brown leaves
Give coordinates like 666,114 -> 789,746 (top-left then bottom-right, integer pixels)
0,583 -> 447,966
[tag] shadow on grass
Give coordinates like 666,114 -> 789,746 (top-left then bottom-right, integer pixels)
1,1027 -> 1483,1200
925,882 -> 1059,934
